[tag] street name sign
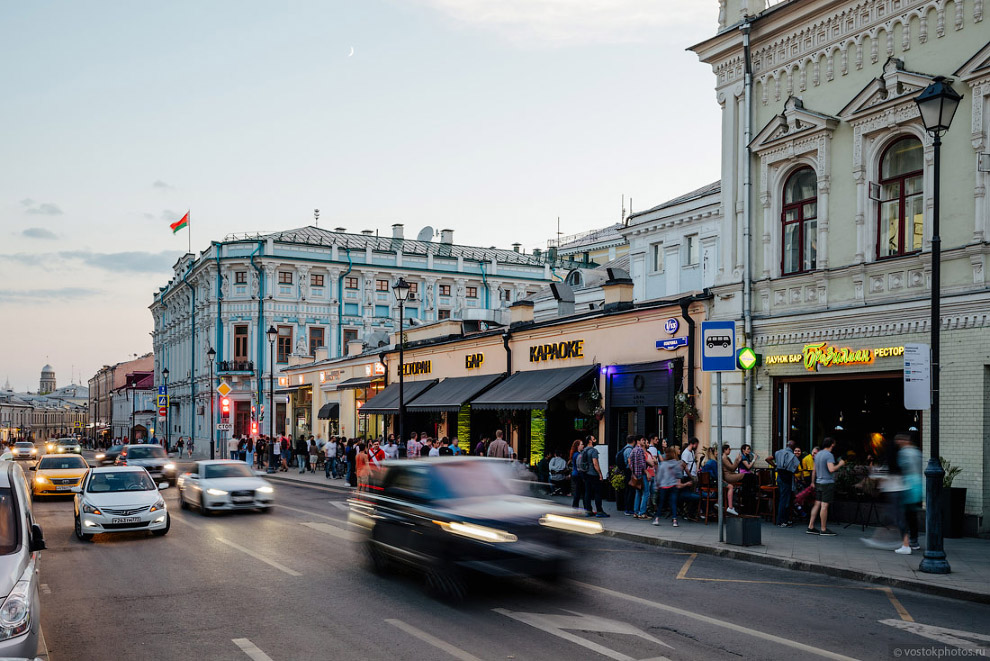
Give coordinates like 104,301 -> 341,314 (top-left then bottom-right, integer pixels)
656,337 -> 688,351
701,321 -> 736,372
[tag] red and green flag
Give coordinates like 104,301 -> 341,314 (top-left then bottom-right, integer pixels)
170,212 -> 189,234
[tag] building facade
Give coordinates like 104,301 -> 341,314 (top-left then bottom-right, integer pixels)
88,354 -> 154,442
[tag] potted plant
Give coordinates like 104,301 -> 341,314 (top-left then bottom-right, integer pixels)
940,457 -> 966,538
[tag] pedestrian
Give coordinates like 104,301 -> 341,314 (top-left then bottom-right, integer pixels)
177,437 -> 185,456
681,437 -> 701,485
187,437 -> 195,458
449,437 -> 461,455
580,435 -> 609,518
256,437 -> 267,470
271,435 -> 281,470
629,436 -> 651,519
806,437 -> 845,536
382,435 -> 399,459
325,437 -> 338,479
487,430 -> 510,458
616,435 -> 637,515
295,436 -> 308,474
406,432 -> 422,459
244,436 -> 254,467
368,439 -> 385,480
308,439 -> 318,473
569,438 -> 585,509
346,440 -> 357,487
228,435 -> 239,461
474,437 -> 487,456
770,441 -> 800,527
428,438 -> 440,457
894,433 -> 922,554
355,442 -> 369,490
654,447 -> 687,527
281,436 -> 290,471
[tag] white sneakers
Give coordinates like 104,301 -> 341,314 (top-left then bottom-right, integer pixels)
894,546 -> 912,555
726,507 -> 739,516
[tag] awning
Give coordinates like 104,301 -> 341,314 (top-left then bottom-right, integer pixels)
336,376 -> 377,390
406,373 -> 506,413
470,364 -> 599,410
317,402 -> 339,420
360,380 -> 438,415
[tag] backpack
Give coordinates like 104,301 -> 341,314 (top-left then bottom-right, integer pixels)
615,445 -> 630,471
574,449 -> 587,474
581,447 -> 598,476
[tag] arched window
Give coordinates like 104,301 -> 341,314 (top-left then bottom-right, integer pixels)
877,136 -> 924,258
781,167 -> 818,275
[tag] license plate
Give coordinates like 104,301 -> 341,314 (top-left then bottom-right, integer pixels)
111,517 -> 139,524
233,497 -> 253,504
55,485 -> 72,491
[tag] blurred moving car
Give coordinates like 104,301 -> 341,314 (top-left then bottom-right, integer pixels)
177,461 -> 274,515
115,445 -> 176,485
0,462 -> 47,658
72,467 -> 170,541
93,444 -> 125,466
53,439 -> 81,455
31,454 -> 89,497
349,457 -> 602,598
9,443 -> 37,462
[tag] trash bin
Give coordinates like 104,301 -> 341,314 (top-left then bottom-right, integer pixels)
725,515 -> 762,546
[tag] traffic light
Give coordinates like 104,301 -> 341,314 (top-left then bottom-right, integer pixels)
250,421 -> 258,435
220,397 -> 231,420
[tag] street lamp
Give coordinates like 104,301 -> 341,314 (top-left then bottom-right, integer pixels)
266,326 -> 278,473
392,277 -> 411,445
914,76 -> 962,575
162,367 -> 169,452
207,347 -> 216,460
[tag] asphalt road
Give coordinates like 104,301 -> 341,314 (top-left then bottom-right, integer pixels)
32,475 -> 990,661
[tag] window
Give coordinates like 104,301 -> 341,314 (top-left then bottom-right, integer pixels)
278,271 -> 293,285
501,289 -> 512,302
651,242 -> 664,272
781,167 -> 818,274
234,271 -> 247,285
438,309 -> 451,320
233,325 -> 249,362
311,274 -> 324,287
277,326 -> 293,363
439,284 -> 451,296
466,286 -> 478,298
408,282 -> 418,295
345,277 -> 359,290
685,236 -> 699,266
309,327 -> 325,356
343,328 -> 358,345
877,137 -> 924,258
376,279 -> 389,292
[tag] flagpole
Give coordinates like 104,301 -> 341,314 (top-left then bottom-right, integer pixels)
188,210 -> 191,255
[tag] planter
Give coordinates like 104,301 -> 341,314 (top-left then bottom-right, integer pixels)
941,487 -> 967,539
725,515 -> 762,546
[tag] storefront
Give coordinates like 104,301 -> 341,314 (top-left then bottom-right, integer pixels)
604,359 -> 681,444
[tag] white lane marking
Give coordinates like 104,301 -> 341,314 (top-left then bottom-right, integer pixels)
571,581 -> 858,661
273,503 -> 346,523
329,501 -> 350,511
494,608 -> 671,661
169,514 -> 203,529
386,618 -> 484,661
879,619 -> 990,651
232,638 -> 275,661
216,538 -> 302,577
300,521 -> 359,542
40,583 -> 51,595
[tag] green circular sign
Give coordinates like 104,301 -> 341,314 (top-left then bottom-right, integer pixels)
737,347 -> 758,370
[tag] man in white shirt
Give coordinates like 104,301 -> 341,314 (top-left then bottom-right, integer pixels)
382,435 -> 399,460
681,437 -> 700,478
428,439 -> 440,457
324,438 -> 338,478
228,435 -> 240,461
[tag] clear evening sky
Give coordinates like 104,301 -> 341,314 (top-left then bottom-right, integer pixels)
0,0 -> 720,391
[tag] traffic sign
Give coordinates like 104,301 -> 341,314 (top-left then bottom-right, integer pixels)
158,406 -> 167,417
73,421 -> 82,429
216,423 -> 233,431
156,395 -> 168,407
701,320 -> 737,372
157,385 -> 168,395
904,343 -> 931,410
736,347 -> 761,370
656,337 -> 688,351
216,381 -> 232,398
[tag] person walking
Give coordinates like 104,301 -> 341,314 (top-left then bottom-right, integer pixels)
580,435 -> 609,518
308,439 -> 318,473
272,436 -> 282,471
406,432 -> 422,459
295,436 -> 308,474
355,442 -> 369,491
770,441 -> 800,527
654,447 -> 686,526
228,435 -> 240,461
569,439 -> 585,509
616,435 -> 637,515
487,430 -> 510,458
256,437 -> 267,470
187,437 -> 195,458
382,435 -> 399,460
894,433 -> 922,554
346,440 -> 357,487
244,436 -> 254,467
177,437 -> 185,457
629,437 -> 650,519
807,437 -> 845,536
325,437 -> 338,479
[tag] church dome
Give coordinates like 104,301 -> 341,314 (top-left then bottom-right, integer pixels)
41,365 -> 54,374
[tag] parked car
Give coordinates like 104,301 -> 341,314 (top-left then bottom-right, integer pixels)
9,443 -> 37,462
93,444 -> 125,466
349,457 -> 602,598
0,461 -> 47,658
54,439 -> 82,455
177,460 -> 273,514
31,454 -> 89,497
115,445 -> 176,485
72,467 -> 170,541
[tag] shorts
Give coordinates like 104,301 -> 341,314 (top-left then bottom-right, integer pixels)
815,482 -> 835,504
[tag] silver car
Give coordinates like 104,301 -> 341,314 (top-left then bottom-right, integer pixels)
116,445 -> 177,486
0,461 -> 47,658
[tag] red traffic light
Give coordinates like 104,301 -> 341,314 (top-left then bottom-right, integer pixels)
250,422 -> 258,435
221,397 -> 231,418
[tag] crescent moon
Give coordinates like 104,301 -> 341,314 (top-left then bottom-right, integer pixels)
348,46 -> 355,57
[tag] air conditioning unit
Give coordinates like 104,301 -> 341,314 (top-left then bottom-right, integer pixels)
408,292 -> 417,301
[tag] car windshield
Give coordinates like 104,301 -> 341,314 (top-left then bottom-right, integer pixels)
108,445 -> 123,453
204,464 -> 254,479
39,456 -> 88,470
57,440 -> 78,446
87,471 -> 156,493
15,443 -> 33,449
126,447 -> 166,459
0,489 -> 18,555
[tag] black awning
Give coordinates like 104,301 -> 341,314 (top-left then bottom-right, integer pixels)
317,402 -> 339,420
470,364 -> 599,410
360,380 -> 438,415
406,373 -> 506,413
336,376 -> 375,390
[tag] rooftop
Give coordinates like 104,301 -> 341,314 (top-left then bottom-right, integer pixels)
627,181 -> 721,223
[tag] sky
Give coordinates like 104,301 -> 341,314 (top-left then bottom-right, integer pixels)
0,0 -> 722,393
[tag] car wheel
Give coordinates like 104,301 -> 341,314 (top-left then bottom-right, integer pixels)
424,566 -> 467,601
179,490 -> 189,510
199,493 -> 212,516
151,514 -> 170,537
74,515 -> 93,542
365,542 -> 391,574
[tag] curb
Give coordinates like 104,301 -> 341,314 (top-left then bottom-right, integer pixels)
266,474 -> 353,495
601,528 -> 990,605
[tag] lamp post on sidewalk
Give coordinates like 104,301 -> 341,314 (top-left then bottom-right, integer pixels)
207,347 -> 216,460
914,76 -> 962,575
392,278 -> 411,445
162,367 -> 169,452
266,326 -> 278,473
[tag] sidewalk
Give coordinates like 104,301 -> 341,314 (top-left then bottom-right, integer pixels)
262,469 -> 990,604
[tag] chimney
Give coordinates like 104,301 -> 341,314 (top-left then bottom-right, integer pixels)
509,300 -> 534,327
549,281 -> 575,317
361,230 -> 374,236
512,243 -> 521,253
315,346 -> 330,361
392,224 -> 404,239
334,227 -> 347,233
347,339 -> 364,357
601,267 -> 634,312
440,229 -> 453,244
532,248 -> 542,260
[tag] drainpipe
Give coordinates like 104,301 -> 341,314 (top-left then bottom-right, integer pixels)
741,19 -> 754,447
249,241 -> 265,409
337,246 -> 353,358
679,297 -> 697,440
502,331 -> 512,376
478,260 -> 491,310
180,267 -> 196,451
213,243 -> 224,362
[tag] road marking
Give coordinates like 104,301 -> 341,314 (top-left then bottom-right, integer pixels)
571,580 -> 859,661
879,619 -> 990,651
216,537 -> 302,577
273,503 -> 346,523
676,553 -> 697,579
386,618 -> 484,661
494,608 -> 672,661
300,521 -> 359,542
232,638 -> 275,661
39,583 -> 51,595
879,587 -> 913,622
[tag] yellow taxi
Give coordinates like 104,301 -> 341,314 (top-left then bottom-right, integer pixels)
32,454 -> 89,496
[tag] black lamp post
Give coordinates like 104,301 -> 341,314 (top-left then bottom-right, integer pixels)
266,326 -> 278,473
207,347 -> 216,460
162,368 -> 169,452
392,278 -> 411,445
914,75 -> 962,575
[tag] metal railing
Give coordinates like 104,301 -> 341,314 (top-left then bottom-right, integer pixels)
217,360 -> 254,372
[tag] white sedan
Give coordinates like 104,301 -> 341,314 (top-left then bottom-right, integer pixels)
72,467 -> 170,541
177,460 -> 274,515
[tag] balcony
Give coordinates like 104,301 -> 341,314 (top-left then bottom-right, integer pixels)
217,360 -> 254,374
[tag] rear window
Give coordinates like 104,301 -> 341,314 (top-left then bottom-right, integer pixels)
57,439 -> 78,445
204,464 -> 254,479
126,447 -> 166,459
39,456 -> 88,470
0,489 -> 19,555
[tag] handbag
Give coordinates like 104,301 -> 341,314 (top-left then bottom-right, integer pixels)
628,475 -> 643,489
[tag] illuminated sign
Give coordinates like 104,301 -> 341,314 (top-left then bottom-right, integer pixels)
765,343 -> 905,371
465,353 -> 484,369
278,377 -> 289,387
529,340 -> 584,363
364,362 -> 386,377
400,360 -> 432,376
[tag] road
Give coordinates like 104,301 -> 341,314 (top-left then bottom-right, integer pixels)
29,469 -> 990,660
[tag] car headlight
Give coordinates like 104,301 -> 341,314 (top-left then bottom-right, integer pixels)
94,453 -> 105,460
256,486 -> 274,494
34,476 -> 49,485
164,463 -> 175,471
149,498 -> 166,513
539,513 -> 604,535
433,520 -> 517,543
82,501 -> 102,515
30,449 -> 37,454
206,488 -> 228,496
0,563 -> 34,641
